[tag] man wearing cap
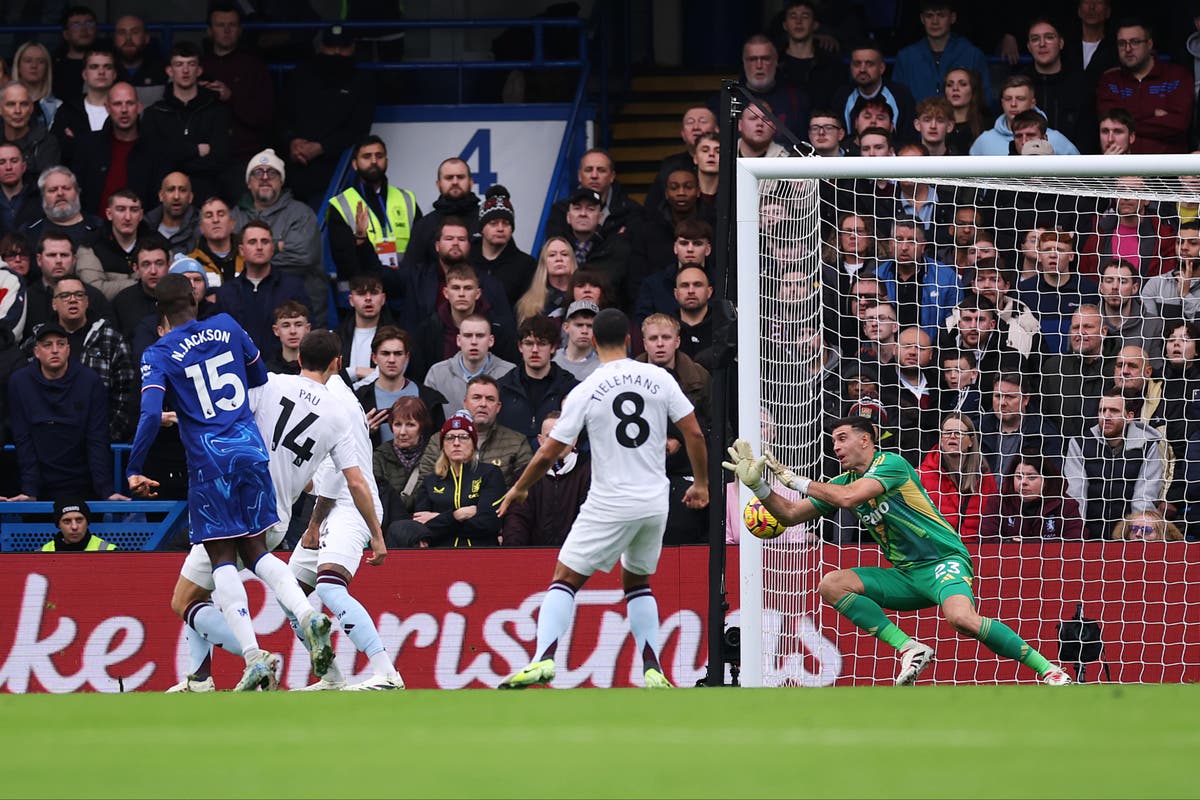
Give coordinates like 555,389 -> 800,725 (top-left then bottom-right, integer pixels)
41,498 -> 118,551
327,135 -> 421,283
496,314 -> 579,445
76,189 -> 151,300
233,147 -> 325,325
280,24 -> 376,207
544,149 -> 643,244
5,321 -> 120,502
470,184 -> 535,307
141,41 -> 232,205
553,300 -> 600,381
39,273 -> 136,442
562,186 -> 630,302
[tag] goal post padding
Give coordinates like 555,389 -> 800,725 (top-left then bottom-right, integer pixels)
734,153 -> 1200,687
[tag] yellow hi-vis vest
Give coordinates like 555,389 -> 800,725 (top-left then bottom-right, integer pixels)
41,535 -> 118,552
327,184 -> 417,257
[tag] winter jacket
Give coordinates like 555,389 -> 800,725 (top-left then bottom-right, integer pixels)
189,238 -> 242,289
71,122 -> 159,215
27,316 -> 137,443
75,223 -> 152,300
968,111 -> 1080,157
199,44 -> 275,162
1065,420 -> 1167,538
1096,60 -> 1193,154
0,181 -> 42,238
404,192 -> 481,269
893,34 -> 991,104
979,412 -> 1064,482
393,256 -> 514,345
409,460 -> 505,547
373,437 -> 427,518
111,282 -> 158,342
917,449 -> 999,542
496,363 -> 579,442
8,359 -> 112,497
1040,343 -> 1118,442
502,451 -> 591,546
410,297 -> 518,382
143,205 -> 199,256
0,266 -> 26,339
469,238 -> 536,307
544,181 -> 644,244
1078,212 -> 1176,278
419,422 -> 532,489
214,269 -> 313,362
978,490 -> 1085,541
140,87 -> 232,200
874,256 -> 962,343
1022,66 -> 1094,152
4,121 -> 61,180
832,81 -> 916,139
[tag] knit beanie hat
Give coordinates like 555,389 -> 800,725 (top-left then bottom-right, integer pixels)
441,410 -> 479,447
246,148 -> 286,184
479,185 -> 515,228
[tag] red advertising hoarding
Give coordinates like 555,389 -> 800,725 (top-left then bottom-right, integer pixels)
1,544 -> 1196,692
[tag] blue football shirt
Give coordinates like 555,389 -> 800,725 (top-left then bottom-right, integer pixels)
127,313 -> 270,483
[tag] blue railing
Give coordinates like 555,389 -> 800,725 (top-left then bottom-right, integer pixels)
0,500 -> 188,552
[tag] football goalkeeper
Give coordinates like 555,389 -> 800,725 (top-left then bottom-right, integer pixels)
723,415 -> 1071,686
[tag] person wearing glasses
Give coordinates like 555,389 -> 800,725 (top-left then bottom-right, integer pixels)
392,411 -> 504,548
34,273 -> 136,442
51,7 -> 99,102
1094,18 -> 1192,154
496,314 -> 579,448
917,412 -> 998,541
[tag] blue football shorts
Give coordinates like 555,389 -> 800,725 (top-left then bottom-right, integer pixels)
187,461 -> 280,545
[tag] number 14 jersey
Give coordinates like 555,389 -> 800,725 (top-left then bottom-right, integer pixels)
550,357 -> 694,518
250,373 -> 359,528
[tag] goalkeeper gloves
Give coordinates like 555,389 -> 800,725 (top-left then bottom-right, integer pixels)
721,439 -> 772,500
764,451 -> 812,495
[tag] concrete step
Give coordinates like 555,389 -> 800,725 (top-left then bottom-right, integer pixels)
631,73 -> 732,93
611,119 -> 682,139
610,142 -> 686,163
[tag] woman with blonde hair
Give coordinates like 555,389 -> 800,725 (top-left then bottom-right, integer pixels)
918,412 -> 998,541
13,42 -> 59,129
391,412 -> 505,547
515,236 -> 576,324
1110,510 -> 1184,542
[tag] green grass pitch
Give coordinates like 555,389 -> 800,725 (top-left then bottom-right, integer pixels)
1,685 -> 1193,799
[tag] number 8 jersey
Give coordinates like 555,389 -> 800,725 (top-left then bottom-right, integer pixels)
550,357 -> 694,518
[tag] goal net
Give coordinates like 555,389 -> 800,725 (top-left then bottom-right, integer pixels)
734,153 -> 1200,687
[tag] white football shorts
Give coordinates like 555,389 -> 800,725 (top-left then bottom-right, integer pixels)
558,511 -> 669,577
289,502 -> 371,587
179,522 -> 288,591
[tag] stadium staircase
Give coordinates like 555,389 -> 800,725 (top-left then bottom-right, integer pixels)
608,70 -> 732,205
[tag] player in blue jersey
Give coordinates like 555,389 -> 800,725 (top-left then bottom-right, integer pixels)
126,274 -> 335,691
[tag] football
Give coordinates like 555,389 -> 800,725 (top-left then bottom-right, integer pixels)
743,498 -> 786,540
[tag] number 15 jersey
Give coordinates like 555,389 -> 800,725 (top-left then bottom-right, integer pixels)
550,358 -> 694,518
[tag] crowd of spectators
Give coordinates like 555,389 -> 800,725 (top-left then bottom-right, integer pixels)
762,0 -> 1200,544
2,0 -> 1199,550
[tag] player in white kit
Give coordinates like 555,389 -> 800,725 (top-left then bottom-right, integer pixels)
497,308 -> 709,689
285,358 -> 404,691
167,331 -> 386,691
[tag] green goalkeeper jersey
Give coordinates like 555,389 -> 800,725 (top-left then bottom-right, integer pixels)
808,451 -> 971,568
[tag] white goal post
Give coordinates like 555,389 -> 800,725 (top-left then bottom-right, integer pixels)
734,153 -> 1200,687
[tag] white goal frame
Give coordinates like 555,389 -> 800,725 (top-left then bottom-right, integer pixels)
734,153 -> 1200,688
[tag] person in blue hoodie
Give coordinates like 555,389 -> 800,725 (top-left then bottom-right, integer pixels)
892,1 -> 992,104
6,321 -> 117,500
969,74 -> 1081,156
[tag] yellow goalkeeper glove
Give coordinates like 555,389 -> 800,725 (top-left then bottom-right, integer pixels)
764,451 -> 811,495
721,439 -> 771,499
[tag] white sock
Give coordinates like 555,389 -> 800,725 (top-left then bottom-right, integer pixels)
184,625 -> 213,676
368,651 -> 397,677
253,552 -> 314,624
211,563 -> 259,658
625,585 -> 662,672
533,581 -> 577,662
